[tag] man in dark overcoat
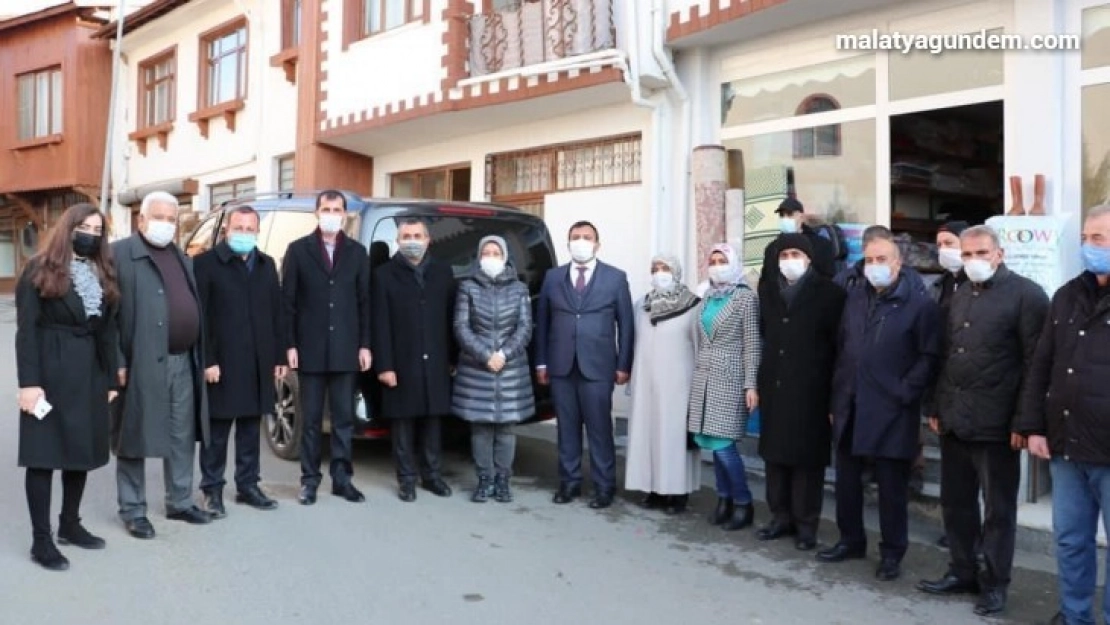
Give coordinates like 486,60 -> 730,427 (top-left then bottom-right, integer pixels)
283,190 -> 372,506
372,217 -> 457,503
818,230 -> 941,582
112,191 -> 212,539
755,233 -> 845,551
195,206 -> 287,517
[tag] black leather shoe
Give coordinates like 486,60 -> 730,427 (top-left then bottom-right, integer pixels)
639,493 -> 665,509
589,492 -> 614,509
876,558 -> 901,581
236,486 -> 278,510
332,483 -> 366,503
298,485 -> 317,506
709,498 -> 734,525
816,542 -> 866,563
31,538 -> 70,571
552,484 -> 581,504
664,495 -> 688,515
722,503 -> 754,531
203,491 -> 227,519
398,483 -> 417,503
917,573 -> 980,595
57,519 -> 106,549
167,506 -> 212,525
756,522 -> 797,541
795,538 -> 817,551
421,479 -> 452,498
124,517 -> 155,539
974,588 -> 1007,617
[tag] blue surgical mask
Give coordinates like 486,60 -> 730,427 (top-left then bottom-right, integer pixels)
1082,243 -> 1110,275
400,240 -> 427,261
227,233 -> 257,255
864,263 -> 894,288
779,217 -> 799,234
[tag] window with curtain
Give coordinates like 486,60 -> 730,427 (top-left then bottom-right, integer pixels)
360,0 -> 422,37
201,21 -> 248,107
17,67 -> 63,141
139,51 -> 176,128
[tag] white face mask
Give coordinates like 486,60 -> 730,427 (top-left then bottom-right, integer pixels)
319,213 -> 344,234
779,258 -> 808,282
864,263 -> 894,289
938,247 -> 963,273
651,271 -> 675,291
708,264 -> 734,285
144,220 -> 176,248
779,217 -> 799,234
568,239 -> 596,264
963,258 -> 996,283
480,257 -> 505,278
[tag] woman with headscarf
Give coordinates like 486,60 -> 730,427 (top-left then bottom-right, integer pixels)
625,253 -> 703,514
452,235 -> 534,504
688,243 -> 762,531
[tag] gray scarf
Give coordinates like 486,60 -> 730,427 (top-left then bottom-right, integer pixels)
70,259 -> 103,318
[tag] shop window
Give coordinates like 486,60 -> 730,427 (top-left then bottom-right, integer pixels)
792,95 -> 841,158
1082,83 -> 1110,216
1083,5 -> 1110,70
888,28 -> 1004,101
723,56 -> 874,127
725,119 -> 876,270
16,67 -> 63,141
391,166 -> 470,201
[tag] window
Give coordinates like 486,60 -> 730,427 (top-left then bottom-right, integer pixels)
185,213 -> 221,257
722,55 -> 875,127
391,165 -> 470,200
0,231 -> 15,278
209,178 -> 256,208
492,0 -> 521,9
347,0 -> 425,41
200,19 -> 248,108
138,49 -> 176,128
282,0 -> 302,49
792,95 -> 841,158
16,67 -> 63,141
277,156 -> 295,192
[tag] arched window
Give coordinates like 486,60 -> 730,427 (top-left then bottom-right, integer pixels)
793,94 -> 842,158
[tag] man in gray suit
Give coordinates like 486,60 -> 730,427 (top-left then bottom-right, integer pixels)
535,221 -> 635,509
112,191 -> 211,539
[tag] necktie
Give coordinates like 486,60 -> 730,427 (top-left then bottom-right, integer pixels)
575,266 -> 587,293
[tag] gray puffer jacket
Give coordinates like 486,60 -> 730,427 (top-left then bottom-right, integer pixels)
452,264 -> 535,424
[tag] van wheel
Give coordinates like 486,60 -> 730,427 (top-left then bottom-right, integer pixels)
266,373 -> 302,460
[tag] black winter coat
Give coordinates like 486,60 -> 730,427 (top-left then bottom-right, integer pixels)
451,269 -> 534,424
282,232 -> 371,373
195,243 -> 286,419
372,254 -> 457,419
1017,273 -> 1110,463
15,262 -> 117,470
926,266 -> 1048,442
757,271 -> 845,467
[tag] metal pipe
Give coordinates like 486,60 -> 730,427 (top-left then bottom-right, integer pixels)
99,0 -> 126,217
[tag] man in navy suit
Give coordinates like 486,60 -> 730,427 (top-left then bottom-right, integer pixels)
536,221 -> 635,509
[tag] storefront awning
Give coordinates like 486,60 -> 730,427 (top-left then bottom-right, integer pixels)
728,55 -> 874,99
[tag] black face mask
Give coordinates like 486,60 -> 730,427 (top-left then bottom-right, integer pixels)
72,231 -> 101,258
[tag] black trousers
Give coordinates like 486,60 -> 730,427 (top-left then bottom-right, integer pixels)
199,416 -> 262,493
550,363 -> 617,493
26,469 -> 87,539
834,422 -> 912,561
391,417 -> 443,485
765,462 -> 825,541
299,372 -> 356,488
940,434 -> 1020,588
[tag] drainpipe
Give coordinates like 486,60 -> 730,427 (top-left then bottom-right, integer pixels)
650,0 -> 692,266
624,0 -> 666,262
99,0 -> 127,217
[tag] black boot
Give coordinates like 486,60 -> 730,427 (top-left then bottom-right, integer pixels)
665,495 -> 688,515
493,475 -> 513,503
31,535 -> 69,571
708,498 -> 733,525
471,476 -> 493,503
57,517 -> 106,550
723,502 -> 754,531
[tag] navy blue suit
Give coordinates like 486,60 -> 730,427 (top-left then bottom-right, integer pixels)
536,260 -> 634,493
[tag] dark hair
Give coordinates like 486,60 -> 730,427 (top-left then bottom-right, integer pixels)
29,203 -> 120,305
861,225 -> 893,244
227,205 -> 261,227
316,189 -> 346,210
567,220 -> 599,241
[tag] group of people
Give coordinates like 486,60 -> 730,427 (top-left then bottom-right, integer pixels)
620,198 -> 1110,623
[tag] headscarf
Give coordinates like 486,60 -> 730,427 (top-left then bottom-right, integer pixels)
705,243 -> 745,299
473,234 -> 515,284
643,253 -> 700,324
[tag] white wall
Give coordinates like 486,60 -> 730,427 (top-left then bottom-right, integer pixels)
321,0 -> 446,125
108,0 -> 297,234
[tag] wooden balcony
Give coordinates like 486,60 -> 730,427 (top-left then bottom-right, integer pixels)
468,0 -> 616,77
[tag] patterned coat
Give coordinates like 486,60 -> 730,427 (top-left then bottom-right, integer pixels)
451,268 -> 534,424
687,285 -> 762,440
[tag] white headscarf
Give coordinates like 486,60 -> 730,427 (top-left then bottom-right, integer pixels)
705,243 -> 745,299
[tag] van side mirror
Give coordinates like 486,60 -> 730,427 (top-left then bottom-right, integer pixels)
21,223 -> 38,251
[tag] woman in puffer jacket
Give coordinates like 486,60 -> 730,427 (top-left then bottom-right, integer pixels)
452,235 -> 534,503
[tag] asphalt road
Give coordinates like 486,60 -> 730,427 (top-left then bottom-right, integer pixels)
0,315 -> 1061,625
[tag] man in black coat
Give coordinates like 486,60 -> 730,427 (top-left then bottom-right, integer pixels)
195,206 -> 287,517
758,198 -> 836,289
755,234 -> 845,551
1015,205 -> 1110,625
372,218 -> 457,503
917,226 -> 1048,617
283,190 -> 372,506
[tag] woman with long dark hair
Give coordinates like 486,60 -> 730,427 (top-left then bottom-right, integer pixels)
15,203 -> 120,571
